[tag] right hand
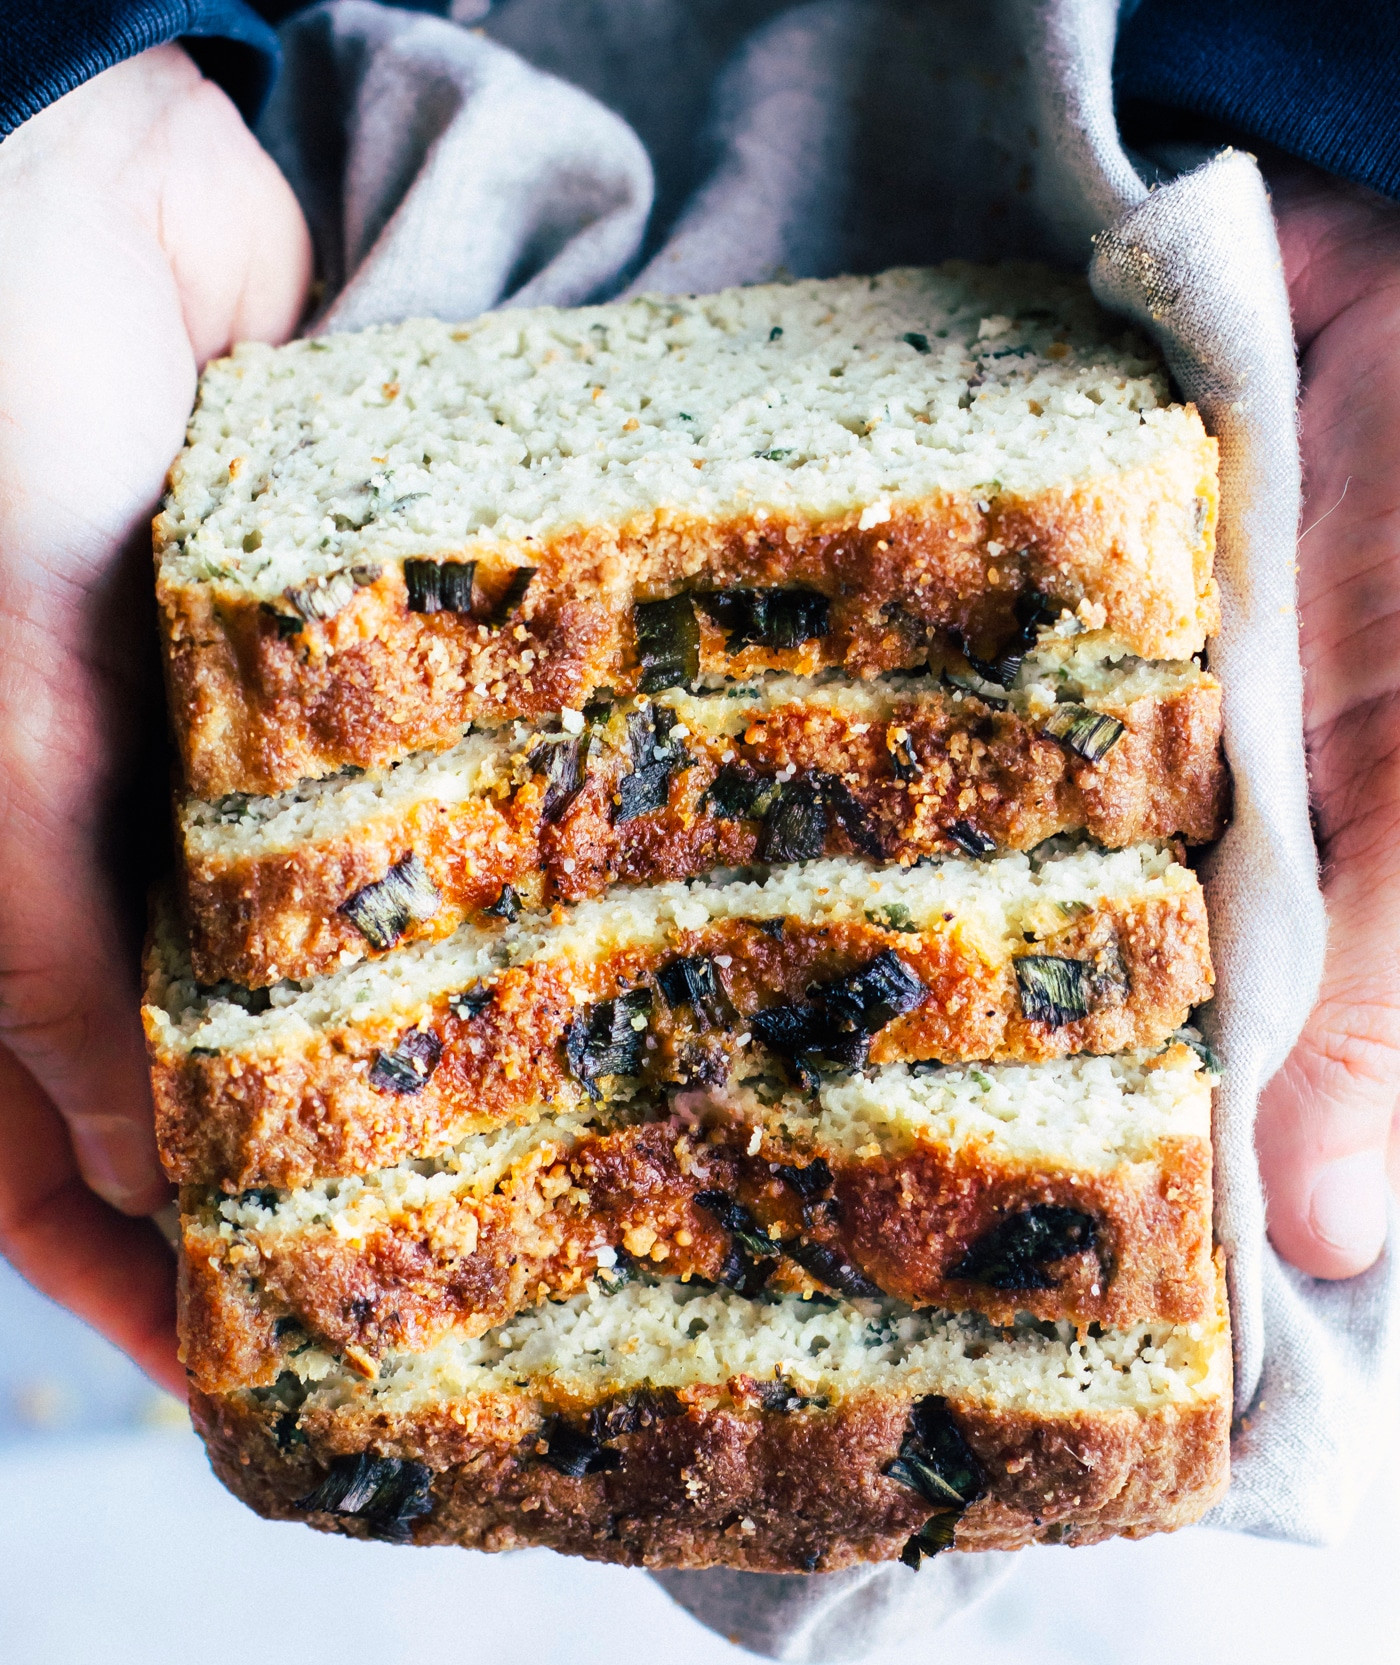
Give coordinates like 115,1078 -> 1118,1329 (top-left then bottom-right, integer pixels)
0,44 -> 311,1392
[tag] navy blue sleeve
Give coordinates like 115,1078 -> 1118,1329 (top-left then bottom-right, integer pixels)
0,2 -> 296,138
1117,0 -> 1400,201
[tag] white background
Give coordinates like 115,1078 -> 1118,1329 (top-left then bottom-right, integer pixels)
2,1257 -> 1395,1665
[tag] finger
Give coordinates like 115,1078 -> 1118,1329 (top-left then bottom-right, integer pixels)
0,1044 -> 180,1396
0,606 -> 167,1215
118,46 -> 313,362
1256,700 -> 1400,1278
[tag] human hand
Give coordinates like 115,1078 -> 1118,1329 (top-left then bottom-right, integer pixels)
0,45 -> 310,1391
1257,162 -> 1400,1277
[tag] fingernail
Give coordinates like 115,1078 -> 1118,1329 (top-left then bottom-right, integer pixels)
1309,1151 -> 1390,1262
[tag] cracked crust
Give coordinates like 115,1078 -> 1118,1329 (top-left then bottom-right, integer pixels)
179,676 -> 1227,988
147,889 -> 1213,1190
178,1092 -> 1214,1395
188,1344 -> 1230,1570
159,453 -> 1219,800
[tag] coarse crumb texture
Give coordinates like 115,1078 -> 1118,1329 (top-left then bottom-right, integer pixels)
183,645 -> 1207,859
152,842 -> 1191,1052
154,266 -> 1219,799
146,841 -> 1213,1189
176,643 -> 1227,988
280,1272 -> 1226,1412
160,267 -> 1206,601
188,1266 -> 1231,1568
177,1045 -> 1216,1392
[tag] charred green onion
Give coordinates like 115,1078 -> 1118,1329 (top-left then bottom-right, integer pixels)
403,557 -> 477,614
338,853 -> 441,950
947,820 -> 996,858
886,1396 -> 985,1566
565,989 -> 652,1097
753,1379 -> 828,1412
368,1027 -> 443,1095
784,1238 -> 882,1299
295,1452 -> 433,1542
615,706 -> 689,822
697,587 -> 830,652
583,691 -> 616,726
960,589 -> 1053,687
283,566 -> 373,625
704,764 -> 783,822
773,1158 -> 833,1200
759,775 -> 828,862
694,1191 -> 779,1261
587,1388 -> 682,1441
486,565 -> 536,625
634,595 -> 700,693
1014,955 -> 1090,1026
530,735 -> 590,822
536,1415 -> 622,1477
900,1514 -> 960,1567
1175,1025 -> 1223,1076
448,983 -> 494,1021
483,884 -> 522,922
657,955 -> 731,1028
947,1204 -> 1098,1289
817,950 -> 928,1032
1040,703 -> 1125,763
903,331 -> 931,353
886,727 -> 919,781
751,950 -> 927,1086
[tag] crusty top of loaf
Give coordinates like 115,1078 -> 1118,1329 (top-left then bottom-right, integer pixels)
156,264 -> 1198,602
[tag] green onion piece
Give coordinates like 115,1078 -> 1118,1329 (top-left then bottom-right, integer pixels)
487,565 -> 536,625
1040,703 -> 1125,763
535,1416 -> 621,1477
1014,955 -> 1090,1026
484,884 -> 522,922
705,764 -> 781,821
529,735 -> 590,822
367,1027 -> 442,1095
295,1453 -> 433,1542
634,595 -> 700,693
697,587 -> 830,653
564,988 -> 653,1097
339,853 -> 440,950
947,1204 -> 1098,1289
404,558 -> 476,614
946,821 -> 995,858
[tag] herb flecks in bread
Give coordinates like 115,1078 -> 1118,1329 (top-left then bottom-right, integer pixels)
155,265 -> 1218,798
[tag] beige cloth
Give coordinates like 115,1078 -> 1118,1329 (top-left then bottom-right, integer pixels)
257,1 -> 1400,1654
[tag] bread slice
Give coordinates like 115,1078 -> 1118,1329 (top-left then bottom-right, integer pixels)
145,842 -> 1212,1189
189,1260 -> 1231,1569
155,265 -> 1219,799
178,1043 -> 1215,1393
179,640 -> 1226,987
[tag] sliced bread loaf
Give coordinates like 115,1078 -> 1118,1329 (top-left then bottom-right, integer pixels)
178,1043 -> 1215,1394
155,265 -> 1219,798
190,1264 -> 1231,1569
179,640 -> 1226,987
145,843 -> 1213,1189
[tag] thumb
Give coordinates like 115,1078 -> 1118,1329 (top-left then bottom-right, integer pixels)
1256,707 -> 1400,1278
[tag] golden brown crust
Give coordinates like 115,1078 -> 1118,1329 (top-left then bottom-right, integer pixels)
148,892 -> 1214,1190
181,678 -> 1228,988
187,1373 -> 1231,1570
159,458 -> 1219,800
178,1106 -> 1214,1394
